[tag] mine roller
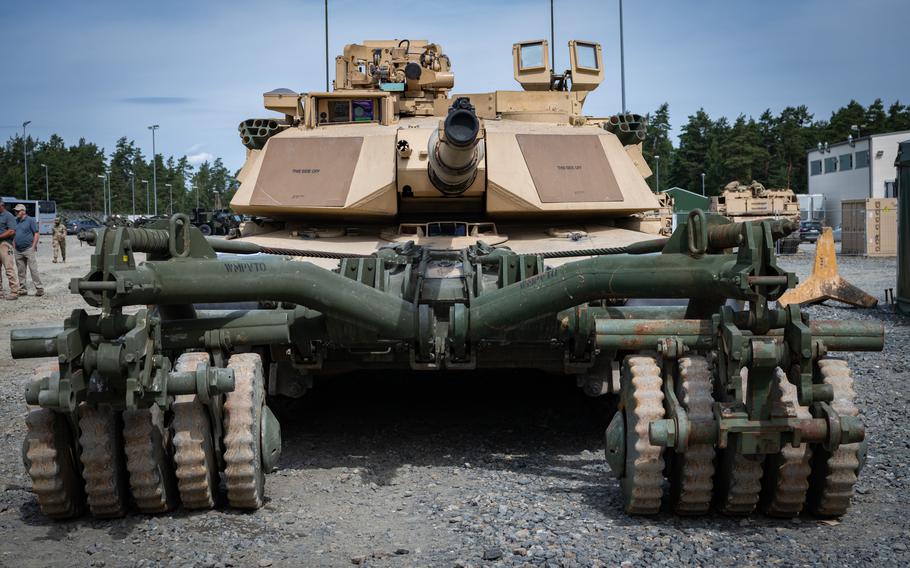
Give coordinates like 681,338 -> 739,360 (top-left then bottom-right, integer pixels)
13,38 -> 883,519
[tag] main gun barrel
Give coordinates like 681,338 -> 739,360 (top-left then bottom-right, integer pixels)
428,97 -> 484,195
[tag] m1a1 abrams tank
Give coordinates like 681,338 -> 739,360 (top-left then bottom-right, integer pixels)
712,180 -> 802,253
13,38 -> 883,520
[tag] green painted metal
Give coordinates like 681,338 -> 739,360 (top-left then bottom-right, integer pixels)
79,255 -> 418,340
9,327 -> 62,358
604,412 -> 625,477
663,186 -> 711,213
260,405 -> 282,473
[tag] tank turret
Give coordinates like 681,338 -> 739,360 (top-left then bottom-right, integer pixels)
231,38 -> 659,221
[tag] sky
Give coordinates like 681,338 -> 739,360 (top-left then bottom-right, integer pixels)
1,0 -> 908,173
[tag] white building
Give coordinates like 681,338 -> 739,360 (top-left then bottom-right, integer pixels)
806,129 -> 909,226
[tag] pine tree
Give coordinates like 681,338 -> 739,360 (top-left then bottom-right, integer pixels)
642,103 -> 673,192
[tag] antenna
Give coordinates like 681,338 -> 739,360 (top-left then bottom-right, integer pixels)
324,0 -> 330,91
619,0 -> 626,112
550,0 -> 555,71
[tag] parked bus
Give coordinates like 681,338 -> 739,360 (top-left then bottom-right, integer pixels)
0,197 -> 57,235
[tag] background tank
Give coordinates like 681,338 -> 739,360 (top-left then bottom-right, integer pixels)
711,180 -> 802,253
711,180 -> 801,223
12,36 -> 883,522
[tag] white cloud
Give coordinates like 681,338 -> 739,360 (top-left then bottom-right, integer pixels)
188,151 -> 215,165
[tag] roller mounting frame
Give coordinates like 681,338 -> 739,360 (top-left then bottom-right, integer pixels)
13,213 -> 881,462
642,304 -> 868,461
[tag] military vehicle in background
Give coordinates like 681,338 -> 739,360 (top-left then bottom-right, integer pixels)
190,208 -> 243,236
13,38 -> 881,521
712,180 -> 802,253
620,190 -> 674,237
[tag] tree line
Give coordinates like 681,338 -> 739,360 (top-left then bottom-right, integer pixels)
4,98 -> 909,212
0,133 -> 238,215
642,98 -> 910,195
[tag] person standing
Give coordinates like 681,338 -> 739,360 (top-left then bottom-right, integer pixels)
0,198 -> 19,300
13,204 -> 44,297
52,217 -> 67,263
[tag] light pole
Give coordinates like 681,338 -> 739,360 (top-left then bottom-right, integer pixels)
700,172 -> 706,196
148,125 -> 160,215
41,164 -> 49,200
22,121 -> 31,199
97,174 -> 108,217
165,183 -> 173,215
194,182 -> 199,209
653,155 -> 660,192
128,172 -> 136,216
324,0 -> 329,91
141,180 -> 150,215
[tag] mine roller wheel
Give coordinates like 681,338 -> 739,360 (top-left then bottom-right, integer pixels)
618,355 -> 666,515
78,403 -> 129,518
123,405 -> 179,513
24,407 -> 85,520
715,367 -> 764,515
761,368 -> 812,517
223,353 -> 266,509
716,450 -> 764,515
172,352 -> 219,509
808,358 -> 862,517
669,356 -> 716,515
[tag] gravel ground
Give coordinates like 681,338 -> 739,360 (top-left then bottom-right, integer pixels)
0,239 -> 907,568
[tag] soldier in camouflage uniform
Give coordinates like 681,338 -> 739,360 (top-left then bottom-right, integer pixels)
52,217 -> 67,263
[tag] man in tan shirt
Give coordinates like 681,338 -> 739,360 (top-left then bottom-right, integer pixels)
52,217 -> 67,263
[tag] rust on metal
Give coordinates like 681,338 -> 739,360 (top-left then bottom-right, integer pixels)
777,228 -> 878,308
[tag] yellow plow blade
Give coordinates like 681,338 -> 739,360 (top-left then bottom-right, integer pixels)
777,227 -> 878,308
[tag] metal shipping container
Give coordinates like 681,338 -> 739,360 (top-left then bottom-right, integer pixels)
841,198 -> 898,256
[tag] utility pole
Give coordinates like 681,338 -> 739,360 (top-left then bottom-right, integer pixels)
148,125 -> 160,215
165,183 -> 173,215
97,174 -> 108,217
129,173 -> 136,216
41,164 -> 49,200
142,180 -> 150,215
324,0 -> 330,91
22,121 -> 31,199
619,0 -> 626,113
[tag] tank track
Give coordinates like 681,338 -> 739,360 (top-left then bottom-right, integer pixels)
761,368 -> 813,517
809,358 -> 862,517
223,353 -> 266,510
619,355 -> 665,514
172,352 -> 219,510
670,356 -> 715,515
